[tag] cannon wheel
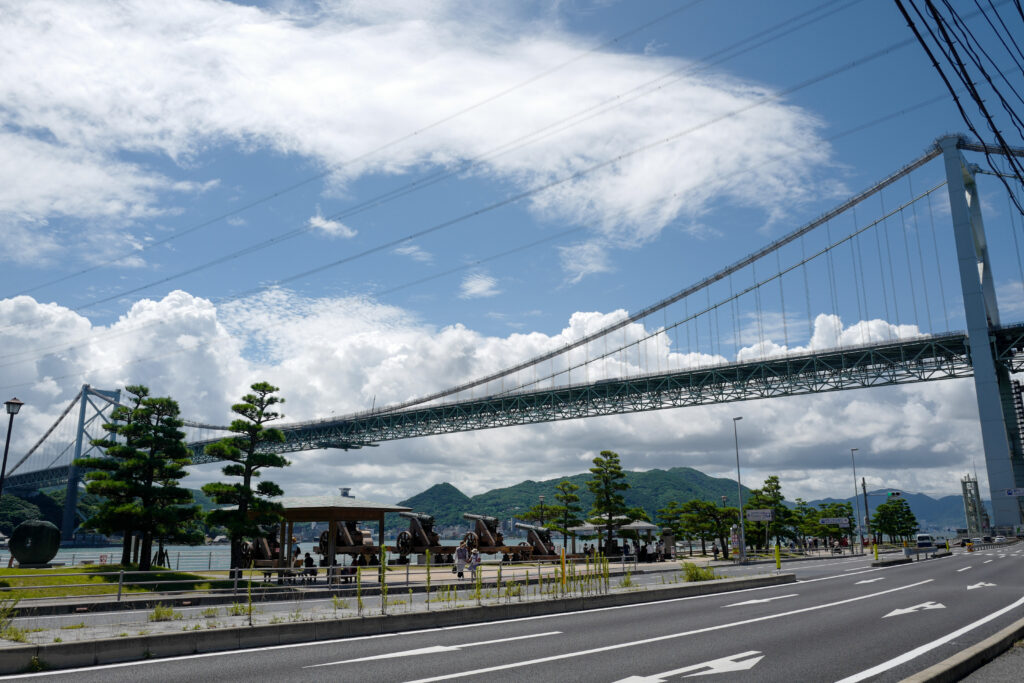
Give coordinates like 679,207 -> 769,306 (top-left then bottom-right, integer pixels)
464,531 -> 479,551
515,542 -> 532,561
396,530 -> 413,555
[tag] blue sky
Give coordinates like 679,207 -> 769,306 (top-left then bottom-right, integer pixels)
1,0 -> 1022,504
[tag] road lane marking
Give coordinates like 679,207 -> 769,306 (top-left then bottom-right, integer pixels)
967,582 -> 996,590
984,560 -> 993,564
957,566 -> 972,572
401,580 -> 935,682
724,594 -> 798,607
883,601 -> 945,618
855,578 -> 885,584
614,651 -> 764,681
0,566 -> 926,678
836,594 -> 1024,683
305,631 -> 560,668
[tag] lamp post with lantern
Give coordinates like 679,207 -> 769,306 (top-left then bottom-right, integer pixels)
0,397 -> 25,502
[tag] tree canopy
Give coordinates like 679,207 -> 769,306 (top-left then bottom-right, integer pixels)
202,382 -> 288,573
77,385 -> 200,570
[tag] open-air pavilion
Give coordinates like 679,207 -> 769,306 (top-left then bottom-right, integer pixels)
255,493 -> 411,570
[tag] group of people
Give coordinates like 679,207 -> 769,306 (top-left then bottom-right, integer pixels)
453,540 -> 482,579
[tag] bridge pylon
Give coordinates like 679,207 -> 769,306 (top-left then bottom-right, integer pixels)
61,385 -> 121,541
940,136 -> 1024,532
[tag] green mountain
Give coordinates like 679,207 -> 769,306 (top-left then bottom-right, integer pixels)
396,482 -> 474,528
392,467 -> 754,532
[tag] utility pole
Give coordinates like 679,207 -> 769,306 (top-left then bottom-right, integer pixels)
861,477 -> 872,542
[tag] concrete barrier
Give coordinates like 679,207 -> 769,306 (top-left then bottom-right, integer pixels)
901,616 -> 1024,683
0,573 -> 794,674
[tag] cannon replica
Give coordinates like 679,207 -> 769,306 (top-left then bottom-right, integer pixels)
463,513 -> 532,561
391,511 -> 451,564
316,520 -> 380,565
514,521 -> 559,560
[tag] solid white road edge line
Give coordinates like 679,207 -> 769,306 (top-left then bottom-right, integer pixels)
399,580 -> 935,683
834,594 -> 1024,683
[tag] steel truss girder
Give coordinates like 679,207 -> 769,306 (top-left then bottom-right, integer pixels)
4,465 -> 71,491
186,325 -> 1024,462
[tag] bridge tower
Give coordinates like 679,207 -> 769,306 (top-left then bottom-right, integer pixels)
940,136 -> 1024,532
61,385 -> 121,541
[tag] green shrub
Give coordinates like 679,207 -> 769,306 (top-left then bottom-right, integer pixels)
148,603 -> 181,622
682,563 -> 718,582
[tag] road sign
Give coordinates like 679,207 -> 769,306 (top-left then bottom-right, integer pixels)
820,517 -> 849,527
746,509 -> 774,522
1004,488 -> 1024,497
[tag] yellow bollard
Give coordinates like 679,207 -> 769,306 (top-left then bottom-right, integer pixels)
873,543 -> 878,560
561,548 -> 567,592
774,543 -> 781,570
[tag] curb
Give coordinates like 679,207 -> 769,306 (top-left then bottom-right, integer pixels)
0,573 -> 795,674
901,616 -> 1024,682
8,564 -> 679,617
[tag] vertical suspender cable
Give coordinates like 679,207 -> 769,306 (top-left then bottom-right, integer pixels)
777,250 -> 790,350
880,189 -> 903,335
855,227 -> 870,344
1002,159 -> 1024,289
825,220 -> 842,344
753,261 -> 766,358
874,193 -> 894,338
801,234 -> 814,343
897,200 -> 921,331
926,189 -> 951,331
908,174 -> 935,333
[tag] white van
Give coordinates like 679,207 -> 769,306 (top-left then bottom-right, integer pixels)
915,533 -> 935,549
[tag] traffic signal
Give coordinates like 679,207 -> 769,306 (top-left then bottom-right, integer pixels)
887,491 -> 902,498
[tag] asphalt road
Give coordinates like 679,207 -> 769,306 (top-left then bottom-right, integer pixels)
5,545 -> 1023,682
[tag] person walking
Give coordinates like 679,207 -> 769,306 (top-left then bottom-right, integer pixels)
455,541 -> 469,579
468,548 -> 481,578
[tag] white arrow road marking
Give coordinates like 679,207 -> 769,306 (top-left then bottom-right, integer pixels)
967,582 -> 996,590
725,594 -> 798,607
883,602 -> 946,618
957,566 -> 972,572
614,651 -> 764,681
403,580 -> 934,683
306,631 -> 560,668
855,578 -> 885,584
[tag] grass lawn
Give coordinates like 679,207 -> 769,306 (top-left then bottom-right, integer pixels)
0,565 -> 267,600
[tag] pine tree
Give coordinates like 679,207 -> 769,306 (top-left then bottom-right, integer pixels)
586,450 -> 630,553
77,386 -> 199,570
202,382 -> 288,575
553,480 -> 583,550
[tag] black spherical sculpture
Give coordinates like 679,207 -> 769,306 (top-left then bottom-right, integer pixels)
9,519 -> 61,566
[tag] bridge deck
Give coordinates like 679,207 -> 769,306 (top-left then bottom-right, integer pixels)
9,324 -> 1022,487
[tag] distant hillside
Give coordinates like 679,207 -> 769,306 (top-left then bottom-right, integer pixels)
803,491 -> 978,534
397,483 -> 474,527
393,467 -> 754,532
394,470 -> 977,535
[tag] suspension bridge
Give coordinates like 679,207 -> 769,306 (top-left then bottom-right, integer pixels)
5,135 -> 1024,538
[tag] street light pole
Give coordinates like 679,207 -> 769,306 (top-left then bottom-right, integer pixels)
0,397 -> 25,502
850,448 -> 863,554
733,416 -> 746,564
538,495 -> 545,527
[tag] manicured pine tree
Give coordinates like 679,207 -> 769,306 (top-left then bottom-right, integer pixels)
586,450 -> 630,553
78,386 -> 199,570
553,480 -> 583,551
202,382 -> 288,576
